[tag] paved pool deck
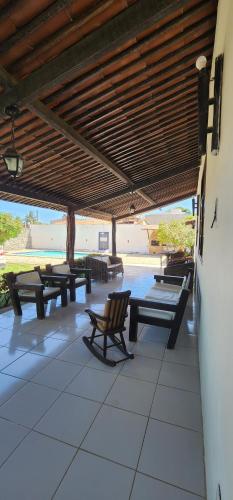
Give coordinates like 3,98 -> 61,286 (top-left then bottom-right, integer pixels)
5,250 -> 165,268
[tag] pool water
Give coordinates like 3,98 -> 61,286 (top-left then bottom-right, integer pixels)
13,250 -> 88,258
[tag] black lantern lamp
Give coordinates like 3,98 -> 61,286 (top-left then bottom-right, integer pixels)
129,203 -> 135,215
196,54 -> 224,156
129,188 -> 136,215
3,105 -> 24,178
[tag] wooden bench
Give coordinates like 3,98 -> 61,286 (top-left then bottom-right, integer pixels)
129,273 -> 191,349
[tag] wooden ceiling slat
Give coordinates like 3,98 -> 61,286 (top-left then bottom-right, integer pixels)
86,93 -> 197,141
51,24 -> 215,123
115,187 -> 197,220
0,0 -> 194,111
74,163 -> 199,211
0,0 -> 97,55
0,0 -> 217,219
40,1 -> 214,107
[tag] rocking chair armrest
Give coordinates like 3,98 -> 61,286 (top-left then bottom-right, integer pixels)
85,308 -> 108,324
14,283 -> 44,291
154,274 -> 184,285
129,296 -> 177,311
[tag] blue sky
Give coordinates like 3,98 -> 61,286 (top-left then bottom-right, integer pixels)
0,197 -> 193,223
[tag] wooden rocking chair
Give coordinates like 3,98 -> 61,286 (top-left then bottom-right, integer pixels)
83,290 -> 134,367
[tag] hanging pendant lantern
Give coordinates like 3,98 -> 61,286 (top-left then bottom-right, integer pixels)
129,188 -> 136,215
2,105 -> 24,179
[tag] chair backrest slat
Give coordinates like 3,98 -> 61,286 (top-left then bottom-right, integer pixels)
107,290 -> 131,331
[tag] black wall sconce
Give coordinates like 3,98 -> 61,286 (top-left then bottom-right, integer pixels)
196,54 -> 224,156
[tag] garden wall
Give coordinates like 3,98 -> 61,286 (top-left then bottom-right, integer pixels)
3,228 -> 31,251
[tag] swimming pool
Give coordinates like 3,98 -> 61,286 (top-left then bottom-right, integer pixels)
12,250 -> 89,258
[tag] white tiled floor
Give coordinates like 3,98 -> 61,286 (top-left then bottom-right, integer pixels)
0,265 -> 205,499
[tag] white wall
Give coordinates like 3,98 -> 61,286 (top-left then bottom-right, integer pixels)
74,224 -> 112,251
30,223 -> 148,254
196,1 -> 233,498
31,224 -> 67,250
116,224 -> 148,254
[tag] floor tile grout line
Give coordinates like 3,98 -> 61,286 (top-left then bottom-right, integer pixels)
147,415 -> 203,434
78,448 -> 206,499
161,358 -> 199,369
0,425 -> 32,471
0,378 -> 28,409
0,348 -> 28,372
0,356 -> 54,384
0,332 -> 93,376
0,278 -> 203,499
158,382 -> 201,395
128,353 -> 164,499
0,416 -> 205,499
0,372 -> 203,433
50,349 -> 123,500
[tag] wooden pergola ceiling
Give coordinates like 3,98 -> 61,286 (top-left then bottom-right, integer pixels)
0,0 -> 217,220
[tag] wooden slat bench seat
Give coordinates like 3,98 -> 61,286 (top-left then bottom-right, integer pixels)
129,273 -> 191,349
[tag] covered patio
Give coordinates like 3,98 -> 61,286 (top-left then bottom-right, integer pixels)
0,0 -> 216,261
0,266 -> 201,500
1,0 -> 230,499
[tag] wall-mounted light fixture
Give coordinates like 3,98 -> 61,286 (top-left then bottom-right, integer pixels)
192,196 -> 198,216
196,54 -> 224,156
2,105 -> 24,178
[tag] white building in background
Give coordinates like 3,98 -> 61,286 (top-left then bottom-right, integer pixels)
30,211 -> 187,254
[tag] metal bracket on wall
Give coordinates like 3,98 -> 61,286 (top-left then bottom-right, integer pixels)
211,198 -> 218,228
216,484 -> 222,500
197,54 -> 224,156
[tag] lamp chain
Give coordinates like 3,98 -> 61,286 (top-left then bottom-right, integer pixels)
11,115 -> 15,147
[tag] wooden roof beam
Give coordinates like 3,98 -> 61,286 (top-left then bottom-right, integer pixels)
115,190 -> 197,220
74,163 -> 199,211
78,208 -> 113,220
0,0 -> 192,112
136,190 -> 154,205
0,182 -> 77,210
0,182 -> 113,220
0,66 -> 158,204
28,101 -> 131,185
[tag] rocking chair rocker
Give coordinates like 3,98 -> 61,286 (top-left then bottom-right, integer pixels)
83,290 -> 134,367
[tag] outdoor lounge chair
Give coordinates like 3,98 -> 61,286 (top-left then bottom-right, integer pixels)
129,273 -> 191,349
83,290 -> 134,366
85,255 -> 123,282
164,260 -> 194,289
45,263 -> 91,301
5,270 -> 68,319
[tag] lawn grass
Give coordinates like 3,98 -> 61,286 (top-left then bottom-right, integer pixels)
0,263 -> 33,277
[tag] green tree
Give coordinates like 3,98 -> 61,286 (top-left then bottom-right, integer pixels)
175,206 -> 191,214
166,206 -> 191,214
157,219 -> 195,252
0,213 -> 23,245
